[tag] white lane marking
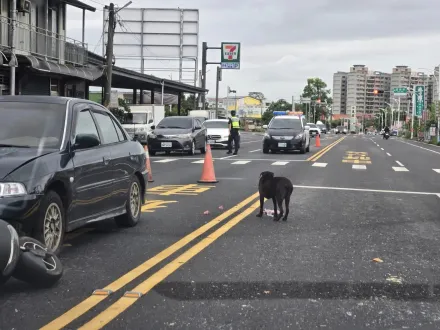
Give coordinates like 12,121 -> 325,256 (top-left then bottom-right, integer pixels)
380,148 -> 384,150
398,140 -> 440,155
292,185 -> 438,196
433,169 -> 440,173
150,157 -> 307,162
192,160 -> 205,164
154,159 -> 178,163
249,149 -> 261,153
312,162 -> 327,167
216,177 -> 244,180
352,165 -> 367,170
437,194 -> 440,199
231,160 -> 251,165
386,153 -> 392,156
392,167 -> 409,172
395,161 -> 404,167
272,161 -> 289,166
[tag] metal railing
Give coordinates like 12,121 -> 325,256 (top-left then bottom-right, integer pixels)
0,16 -> 88,66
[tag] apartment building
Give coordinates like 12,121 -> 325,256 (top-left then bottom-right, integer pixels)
332,72 -> 347,115
333,65 -> 390,119
390,66 -> 428,116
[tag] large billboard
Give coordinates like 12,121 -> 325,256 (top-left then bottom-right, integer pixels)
103,7 -> 199,86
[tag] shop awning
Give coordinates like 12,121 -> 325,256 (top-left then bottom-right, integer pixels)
19,55 -> 103,81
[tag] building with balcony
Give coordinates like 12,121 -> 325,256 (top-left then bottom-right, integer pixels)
0,0 -> 102,96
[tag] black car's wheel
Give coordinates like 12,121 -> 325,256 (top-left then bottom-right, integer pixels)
262,148 -> 269,154
34,190 -> 65,255
149,150 -> 156,156
115,176 -> 142,228
306,143 -> 310,152
13,237 -> 63,288
0,220 -> 20,285
188,140 -> 196,156
300,144 -> 306,154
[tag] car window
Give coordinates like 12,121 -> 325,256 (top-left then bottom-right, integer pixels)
93,111 -> 120,144
75,110 -> 100,145
111,117 -> 127,142
157,117 -> 193,129
269,119 -> 302,130
195,119 -> 202,128
203,121 -> 229,129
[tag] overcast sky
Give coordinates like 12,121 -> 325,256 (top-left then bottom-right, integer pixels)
66,0 -> 440,101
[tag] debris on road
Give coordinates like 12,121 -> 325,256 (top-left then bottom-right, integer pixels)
372,258 -> 384,263
218,205 -> 224,210
203,210 -> 210,215
386,275 -> 403,284
264,209 -> 274,217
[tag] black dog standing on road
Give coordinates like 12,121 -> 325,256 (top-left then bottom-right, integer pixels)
256,171 -> 293,221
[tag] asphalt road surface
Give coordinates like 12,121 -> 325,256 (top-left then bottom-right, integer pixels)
2,132 -> 440,330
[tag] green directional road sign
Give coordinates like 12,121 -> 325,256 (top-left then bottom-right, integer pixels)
414,85 -> 425,118
393,87 -> 408,96
221,42 -> 240,69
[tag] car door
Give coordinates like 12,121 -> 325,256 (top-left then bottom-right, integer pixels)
70,106 -> 114,224
93,106 -> 134,209
194,118 -> 204,148
90,107 -> 129,209
302,117 -> 310,147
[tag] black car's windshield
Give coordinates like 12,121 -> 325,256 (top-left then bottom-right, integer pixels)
123,113 -> 147,124
0,102 -> 66,149
269,119 -> 302,130
157,117 -> 192,129
203,121 -> 228,129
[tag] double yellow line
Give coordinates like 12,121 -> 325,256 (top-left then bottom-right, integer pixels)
41,192 -> 261,330
307,136 -> 345,162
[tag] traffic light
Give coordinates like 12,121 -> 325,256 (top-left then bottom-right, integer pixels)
373,89 -> 384,95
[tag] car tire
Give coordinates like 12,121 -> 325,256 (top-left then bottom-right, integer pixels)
300,144 -> 306,154
115,176 -> 142,228
263,148 -> 269,154
12,237 -> 63,288
188,140 -> 196,156
149,150 -> 156,156
34,190 -> 65,255
306,143 -> 310,152
0,220 -> 20,285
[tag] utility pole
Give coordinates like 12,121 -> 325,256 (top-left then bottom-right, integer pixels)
215,66 -> 221,118
104,3 -> 115,107
201,42 -> 207,108
104,1 -> 132,107
10,0 -> 17,95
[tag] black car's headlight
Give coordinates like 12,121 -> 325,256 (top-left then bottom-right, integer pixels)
0,183 -> 27,198
294,134 -> 303,140
264,133 -> 270,139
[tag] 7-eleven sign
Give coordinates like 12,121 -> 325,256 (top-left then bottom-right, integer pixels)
221,42 -> 241,70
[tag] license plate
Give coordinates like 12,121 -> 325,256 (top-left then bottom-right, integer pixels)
278,143 -> 287,147
161,142 -> 172,148
207,140 -> 215,144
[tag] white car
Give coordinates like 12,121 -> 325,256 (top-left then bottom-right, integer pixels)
203,119 -> 238,149
306,123 -> 321,137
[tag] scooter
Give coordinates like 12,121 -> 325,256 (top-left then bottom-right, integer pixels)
384,132 -> 390,140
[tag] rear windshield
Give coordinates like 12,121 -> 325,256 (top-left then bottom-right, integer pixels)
308,124 -> 317,128
0,102 -> 66,148
269,119 -> 302,130
203,121 -> 228,129
157,117 -> 192,129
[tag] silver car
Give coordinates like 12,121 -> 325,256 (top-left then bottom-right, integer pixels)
203,119 -> 238,149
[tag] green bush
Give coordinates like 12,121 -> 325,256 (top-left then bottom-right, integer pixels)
431,136 -> 439,145
404,132 -> 411,139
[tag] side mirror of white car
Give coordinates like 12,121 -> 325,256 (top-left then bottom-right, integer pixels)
262,125 -> 268,129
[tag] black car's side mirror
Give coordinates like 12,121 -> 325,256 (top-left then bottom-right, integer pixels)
194,126 -> 202,130
150,125 -> 155,130
74,134 -> 100,150
148,119 -> 154,124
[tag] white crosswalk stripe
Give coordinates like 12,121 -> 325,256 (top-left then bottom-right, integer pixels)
433,169 -> 440,173
352,165 -> 367,170
271,161 -> 289,166
312,163 -> 327,167
392,167 -> 409,172
192,160 -> 205,164
154,159 -> 178,163
231,161 -> 251,165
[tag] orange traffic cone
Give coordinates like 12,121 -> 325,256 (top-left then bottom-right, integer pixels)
197,144 -> 218,183
315,134 -> 321,147
143,145 -> 154,182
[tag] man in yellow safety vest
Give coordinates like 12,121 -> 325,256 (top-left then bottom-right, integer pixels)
227,110 -> 240,155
